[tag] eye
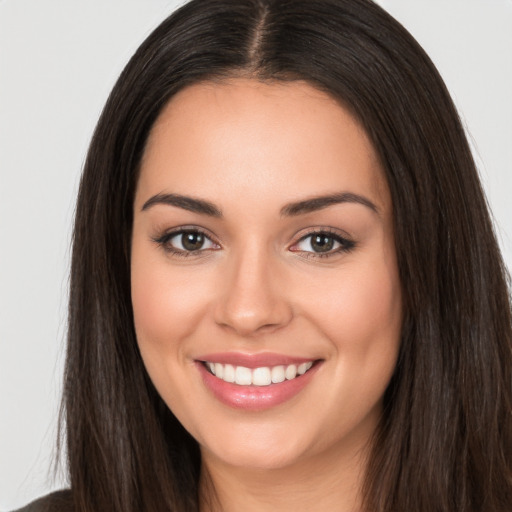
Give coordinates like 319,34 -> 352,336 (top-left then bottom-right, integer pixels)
154,229 -> 219,255
291,231 -> 355,256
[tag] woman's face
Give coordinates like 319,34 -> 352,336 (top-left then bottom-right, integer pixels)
131,79 -> 402,471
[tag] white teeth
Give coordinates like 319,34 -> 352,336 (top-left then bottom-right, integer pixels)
298,362 -> 313,375
271,365 -> 285,383
214,362 -> 224,379
252,367 -> 272,386
285,364 -> 297,380
235,366 -> 252,385
205,361 -> 314,386
223,364 -> 235,383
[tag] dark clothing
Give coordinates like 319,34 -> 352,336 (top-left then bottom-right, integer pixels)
11,490 -> 73,512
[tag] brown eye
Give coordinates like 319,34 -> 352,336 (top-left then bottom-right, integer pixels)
181,232 -> 205,251
160,230 -> 217,253
293,231 -> 355,256
310,234 -> 335,253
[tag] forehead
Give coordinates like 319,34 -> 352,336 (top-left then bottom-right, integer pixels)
137,79 -> 389,213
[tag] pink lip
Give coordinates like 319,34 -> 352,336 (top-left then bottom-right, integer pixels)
195,356 -> 322,411
196,351 -> 315,369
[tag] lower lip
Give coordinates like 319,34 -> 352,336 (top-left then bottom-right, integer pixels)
196,361 -> 321,411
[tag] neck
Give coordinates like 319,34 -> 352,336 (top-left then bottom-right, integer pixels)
199,437 -> 370,512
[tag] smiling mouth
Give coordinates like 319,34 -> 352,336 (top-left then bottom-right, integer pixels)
202,361 -> 316,386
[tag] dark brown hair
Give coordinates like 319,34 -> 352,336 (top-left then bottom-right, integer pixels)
62,0 -> 512,510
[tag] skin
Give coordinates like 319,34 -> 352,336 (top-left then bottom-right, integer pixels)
131,79 -> 402,512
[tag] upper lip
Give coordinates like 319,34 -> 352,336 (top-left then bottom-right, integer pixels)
196,352 -> 319,369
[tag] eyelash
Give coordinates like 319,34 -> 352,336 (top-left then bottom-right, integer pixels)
152,227 -> 356,259
152,227 -> 218,258
291,228 -> 356,259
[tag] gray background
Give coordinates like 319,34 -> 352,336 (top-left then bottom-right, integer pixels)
1,0 -> 511,509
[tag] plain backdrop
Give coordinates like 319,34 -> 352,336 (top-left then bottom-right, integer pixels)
1,0 -> 511,509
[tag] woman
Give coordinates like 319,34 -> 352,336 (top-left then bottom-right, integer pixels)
15,0 -> 512,511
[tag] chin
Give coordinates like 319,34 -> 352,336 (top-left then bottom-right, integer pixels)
199,422 -> 318,472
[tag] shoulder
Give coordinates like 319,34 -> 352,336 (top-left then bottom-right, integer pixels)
11,490 -> 74,512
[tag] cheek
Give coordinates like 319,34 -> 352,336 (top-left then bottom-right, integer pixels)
305,256 -> 402,428
130,251 -> 207,410
345,264 -> 401,341
305,254 -> 402,361
131,252 -> 210,350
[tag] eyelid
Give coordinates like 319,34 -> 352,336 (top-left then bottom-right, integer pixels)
151,224 -> 355,259
152,225 -> 221,256
289,227 -> 356,257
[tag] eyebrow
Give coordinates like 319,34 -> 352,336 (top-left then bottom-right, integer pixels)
280,192 -> 379,217
141,193 -> 223,217
141,191 -> 379,218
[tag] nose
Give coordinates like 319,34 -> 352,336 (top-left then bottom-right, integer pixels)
214,246 -> 293,337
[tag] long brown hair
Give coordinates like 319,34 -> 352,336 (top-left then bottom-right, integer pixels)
62,0 -> 512,510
